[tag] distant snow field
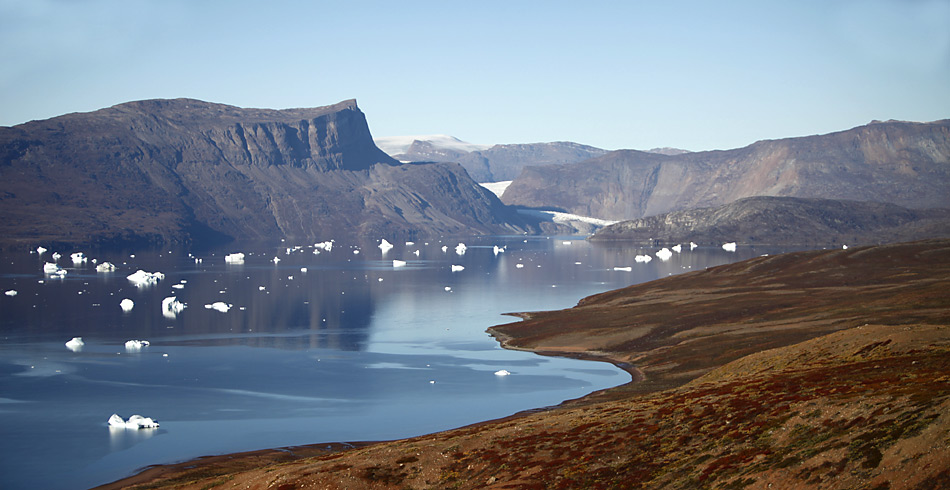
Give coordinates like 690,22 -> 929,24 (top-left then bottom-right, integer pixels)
374,134 -> 490,156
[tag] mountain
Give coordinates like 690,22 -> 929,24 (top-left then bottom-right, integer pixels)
0,99 -> 531,248
377,136 -> 608,182
590,196 -> 950,246
502,119 -> 950,221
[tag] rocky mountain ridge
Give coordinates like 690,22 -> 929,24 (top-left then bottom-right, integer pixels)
0,99 -> 530,248
590,196 -> 950,246
502,119 -> 950,221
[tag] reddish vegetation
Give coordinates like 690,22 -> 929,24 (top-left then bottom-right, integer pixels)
100,240 -> 950,489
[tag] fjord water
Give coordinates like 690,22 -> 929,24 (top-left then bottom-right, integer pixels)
0,237 -> 785,489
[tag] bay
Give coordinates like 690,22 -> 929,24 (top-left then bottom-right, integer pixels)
0,236 -> 790,489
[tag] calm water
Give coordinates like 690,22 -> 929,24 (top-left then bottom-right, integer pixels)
0,236 -> 790,489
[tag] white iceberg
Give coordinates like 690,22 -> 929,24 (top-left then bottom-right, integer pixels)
656,248 -> 673,261
671,244 -> 682,253
842,244 -> 849,250
65,337 -> 84,351
690,242 -> 698,250
95,262 -> 116,272
108,413 -> 159,429
4,290 -> 16,296
393,259 -> 407,267
451,265 -> 465,272
43,262 -> 62,274
224,252 -> 245,264
127,270 -> 164,287
441,245 -> 448,253
36,246 -> 47,254
70,252 -> 87,263
516,263 -> 525,269
455,243 -> 467,255
635,255 -> 652,263
171,284 -> 185,289
272,256 -> 281,264
722,242 -> 737,252
162,296 -> 185,319
125,339 -> 150,351
119,298 -> 134,311
444,286 -> 452,292
405,241 -> 415,246
379,239 -> 394,253
51,252 -> 62,261
614,266 -> 633,271
494,369 -> 511,376
204,302 -> 231,313
314,241 -> 333,252
493,245 -> 505,255
300,267 -> 307,273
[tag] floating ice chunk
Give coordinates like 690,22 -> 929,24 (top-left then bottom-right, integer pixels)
353,249 -> 360,255
224,253 -> 245,264
119,298 -> 134,311
204,302 -> 231,313
258,286 -> 266,291
127,270 -> 164,287
722,242 -> 737,252
493,245 -> 505,255
95,262 -> 116,272
171,284 -> 184,289
108,413 -> 159,429
161,296 -> 185,319
125,339 -> 150,351
444,286 -> 452,292
516,263 -> 525,268
413,250 -> 420,256
614,266 -> 632,272
562,241 -> 572,245
4,290 -> 16,296
455,243 -> 467,255
842,244 -> 849,250
494,369 -> 511,376
441,245 -> 448,253
65,337 -> 84,351
379,239 -> 394,253
635,255 -> 653,263
314,241 -> 333,252
272,256 -> 281,264
43,262 -> 62,273
451,265 -> 465,272
690,242 -> 698,250
656,248 -> 673,261
300,267 -> 307,273
51,252 -> 62,261
36,246 -> 47,254
393,259 -> 407,267
405,241 -> 415,246
70,252 -> 87,263
672,244 -> 682,253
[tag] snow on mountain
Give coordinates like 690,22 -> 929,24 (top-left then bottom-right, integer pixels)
374,135 -> 490,156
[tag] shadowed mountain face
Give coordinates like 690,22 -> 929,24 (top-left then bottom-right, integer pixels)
503,119 -> 950,221
0,99 -> 530,248
590,196 -> 950,246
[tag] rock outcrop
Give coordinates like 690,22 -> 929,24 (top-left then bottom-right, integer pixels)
0,99 -> 530,247
503,119 -> 950,220
590,196 -> 950,246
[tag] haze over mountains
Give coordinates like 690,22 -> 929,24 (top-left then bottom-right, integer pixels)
0,99 -> 532,248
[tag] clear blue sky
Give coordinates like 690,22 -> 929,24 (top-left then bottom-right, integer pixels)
1,0 -> 948,151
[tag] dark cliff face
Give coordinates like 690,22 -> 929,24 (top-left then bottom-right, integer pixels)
503,119 -> 950,220
590,196 -> 950,246
0,99 -> 529,248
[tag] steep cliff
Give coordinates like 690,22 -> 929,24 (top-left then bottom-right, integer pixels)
0,99 -> 529,247
503,119 -> 950,220
590,196 -> 950,246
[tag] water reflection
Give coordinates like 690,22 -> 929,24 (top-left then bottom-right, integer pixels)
108,426 -> 160,452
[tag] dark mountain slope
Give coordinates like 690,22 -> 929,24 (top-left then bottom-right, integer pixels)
503,119 -> 950,220
590,196 -> 950,246
0,99 -> 529,247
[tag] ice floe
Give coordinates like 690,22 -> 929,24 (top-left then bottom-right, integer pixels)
493,245 -> 505,255
379,239 -> 394,253
842,244 -> 849,250
722,242 -> 737,252
455,243 -> 467,255
95,262 -> 116,272
272,256 -> 281,264
120,298 -> 134,311
43,262 -> 66,275
4,290 -> 16,296
656,248 -> 673,261
614,266 -> 633,271
127,270 -> 164,287
516,263 -> 525,268
204,302 -> 232,313
451,265 -> 465,272
36,246 -> 47,254
51,252 -> 62,261
671,244 -> 682,253
224,253 -> 245,264
441,245 -> 448,253
162,296 -> 185,319
690,242 -> 698,250
635,255 -> 653,263
108,413 -> 159,429
494,369 -> 511,376
314,241 -> 333,252
124,339 -> 150,351
65,337 -> 84,351
393,259 -> 407,268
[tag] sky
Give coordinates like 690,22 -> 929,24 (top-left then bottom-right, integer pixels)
1,0 -> 948,151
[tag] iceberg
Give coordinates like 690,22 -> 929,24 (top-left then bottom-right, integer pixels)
108,413 -> 159,429
455,243 -> 467,255
65,337 -> 84,351
379,239 -> 394,253
51,252 -> 62,261
671,244 -> 682,253
272,256 -> 281,264
441,245 -> 448,253
722,242 -> 737,252
405,241 -> 415,246
393,259 -> 407,267
614,266 -> 632,271
204,302 -> 232,313
36,246 -> 47,254
635,255 -> 653,263
171,284 -> 185,289
451,265 -> 465,272
842,244 -> 849,250
127,270 -> 164,287
493,245 -> 505,255
690,242 -> 698,250
656,248 -> 673,261
4,290 -> 16,296
516,263 -> 525,268
43,262 -> 62,273
224,253 -> 245,264
95,262 -> 116,272
494,369 -> 511,376
119,298 -> 134,311
70,252 -> 87,263
162,296 -> 185,319
314,241 -> 333,252
125,339 -> 150,351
